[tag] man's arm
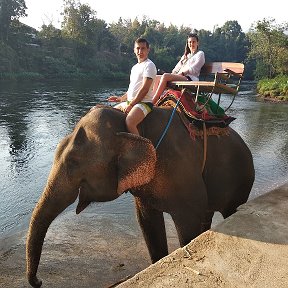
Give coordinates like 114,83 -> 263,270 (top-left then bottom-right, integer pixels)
107,92 -> 127,102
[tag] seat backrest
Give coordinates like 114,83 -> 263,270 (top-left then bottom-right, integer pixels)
200,62 -> 244,75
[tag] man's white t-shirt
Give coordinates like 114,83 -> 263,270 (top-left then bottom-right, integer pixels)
127,58 -> 157,102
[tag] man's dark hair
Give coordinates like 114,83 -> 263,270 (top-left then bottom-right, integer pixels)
135,37 -> 150,48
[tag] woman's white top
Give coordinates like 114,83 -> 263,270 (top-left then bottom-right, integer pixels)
172,51 -> 205,81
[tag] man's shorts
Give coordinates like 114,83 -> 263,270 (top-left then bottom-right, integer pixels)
114,101 -> 153,116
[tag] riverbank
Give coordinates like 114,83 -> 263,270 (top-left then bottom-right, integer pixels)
257,75 -> 288,102
0,183 -> 287,287
258,95 -> 288,103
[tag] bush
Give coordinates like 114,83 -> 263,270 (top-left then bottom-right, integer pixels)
41,56 -> 79,77
0,42 -> 19,73
257,75 -> 288,99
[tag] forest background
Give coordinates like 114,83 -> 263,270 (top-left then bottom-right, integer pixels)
0,0 -> 287,95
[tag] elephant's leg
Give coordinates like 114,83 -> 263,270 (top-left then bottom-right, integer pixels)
134,197 -> 168,263
201,210 -> 214,232
171,180 -> 208,247
221,205 -> 237,219
171,209 -> 205,247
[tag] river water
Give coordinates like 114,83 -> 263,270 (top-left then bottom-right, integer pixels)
0,80 -> 287,238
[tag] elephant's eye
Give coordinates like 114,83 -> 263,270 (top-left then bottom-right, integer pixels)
66,157 -> 80,175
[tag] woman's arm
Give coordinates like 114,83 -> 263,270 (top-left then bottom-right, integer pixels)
172,56 -> 185,74
181,51 -> 205,76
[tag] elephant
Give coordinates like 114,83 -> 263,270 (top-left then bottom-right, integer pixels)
26,105 -> 255,287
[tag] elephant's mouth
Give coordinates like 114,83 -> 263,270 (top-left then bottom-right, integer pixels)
76,183 -> 119,214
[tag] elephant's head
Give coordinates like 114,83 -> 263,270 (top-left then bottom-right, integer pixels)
26,106 -> 157,287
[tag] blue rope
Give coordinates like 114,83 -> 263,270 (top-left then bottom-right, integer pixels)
155,91 -> 184,149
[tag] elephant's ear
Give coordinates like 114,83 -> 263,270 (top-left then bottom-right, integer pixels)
116,132 -> 157,195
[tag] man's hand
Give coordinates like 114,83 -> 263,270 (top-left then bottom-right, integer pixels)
124,103 -> 133,114
107,96 -> 120,102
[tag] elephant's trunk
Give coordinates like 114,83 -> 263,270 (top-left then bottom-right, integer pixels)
26,184 -> 79,287
26,212 -> 47,287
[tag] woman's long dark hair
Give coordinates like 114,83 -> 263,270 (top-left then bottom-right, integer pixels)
184,33 -> 199,57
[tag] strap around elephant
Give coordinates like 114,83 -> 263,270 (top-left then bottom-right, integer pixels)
155,88 -> 186,149
202,121 -> 207,173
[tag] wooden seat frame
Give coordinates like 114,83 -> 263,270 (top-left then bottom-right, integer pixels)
168,62 -> 244,112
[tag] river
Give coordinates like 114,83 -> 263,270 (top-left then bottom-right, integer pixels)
0,80 -> 287,238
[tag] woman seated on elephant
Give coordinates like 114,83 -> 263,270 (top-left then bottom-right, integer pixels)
152,33 -> 205,104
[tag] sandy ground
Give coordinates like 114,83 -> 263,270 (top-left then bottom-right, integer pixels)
119,183 -> 288,288
0,183 -> 287,288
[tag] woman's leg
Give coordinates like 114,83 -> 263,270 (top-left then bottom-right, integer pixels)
152,73 -> 187,104
152,75 -> 162,94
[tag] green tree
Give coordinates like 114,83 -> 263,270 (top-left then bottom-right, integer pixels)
247,18 -> 288,79
38,23 -> 63,49
0,0 -> 27,42
61,0 -> 115,51
109,17 -> 132,54
221,20 -> 247,62
211,21 -> 247,62
61,0 -> 96,45
197,29 -> 213,62
61,0 -> 117,73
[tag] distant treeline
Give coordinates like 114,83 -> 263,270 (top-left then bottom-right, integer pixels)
0,1 -> 287,81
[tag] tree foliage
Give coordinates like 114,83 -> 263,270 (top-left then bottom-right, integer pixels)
1,0 -> 287,81
61,0 -> 115,50
0,0 -> 27,41
59,0 -> 118,73
247,18 -> 288,79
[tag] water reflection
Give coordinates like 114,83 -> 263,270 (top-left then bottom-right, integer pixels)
0,80 -> 287,237
0,80 -> 129,236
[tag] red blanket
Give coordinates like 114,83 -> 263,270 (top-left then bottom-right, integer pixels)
156,89 -> 235,128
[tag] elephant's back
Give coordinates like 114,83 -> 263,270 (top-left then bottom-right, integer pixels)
82,106 -> 127,132
142,107 -> 190,143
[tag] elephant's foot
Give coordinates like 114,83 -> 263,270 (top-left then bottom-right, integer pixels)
201,210 -> 214,232
28,274 -> 42,288
201,221 -> 212,232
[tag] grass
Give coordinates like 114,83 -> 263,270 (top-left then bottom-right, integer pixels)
257,75 -> 288,101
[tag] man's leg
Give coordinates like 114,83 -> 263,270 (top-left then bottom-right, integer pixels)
125,106 -> 146,135
113,102 -> 127,112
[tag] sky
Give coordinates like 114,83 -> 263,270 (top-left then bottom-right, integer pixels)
20,0 -> 287,33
